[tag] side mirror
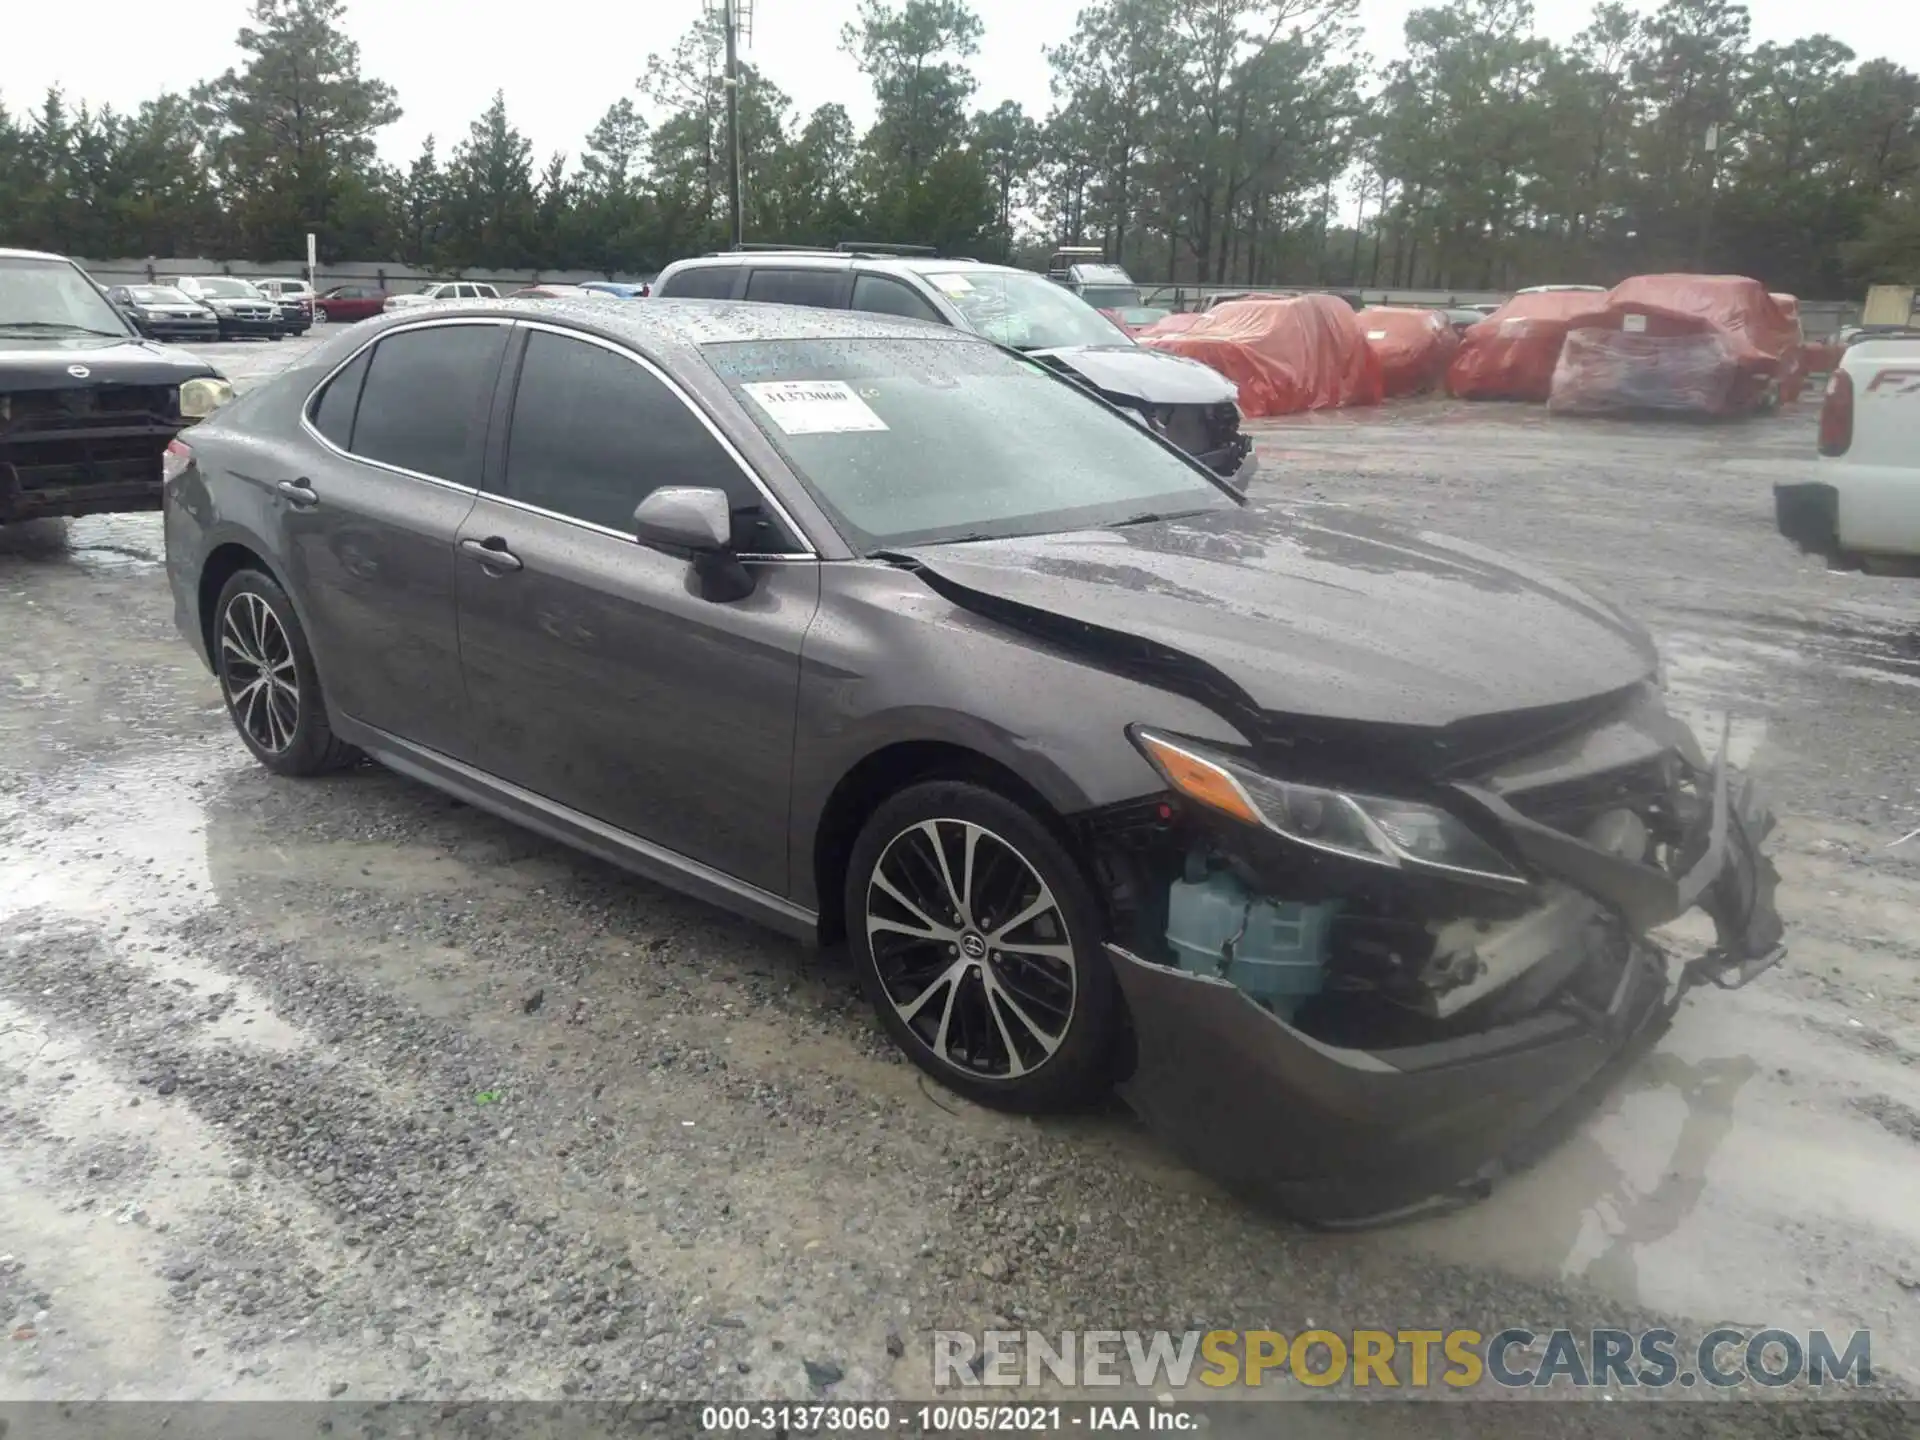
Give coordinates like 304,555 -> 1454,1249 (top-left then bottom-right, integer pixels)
633,486 -> 732,553
634,487 -> 758,602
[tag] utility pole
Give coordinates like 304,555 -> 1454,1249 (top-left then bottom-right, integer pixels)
722,0 -> 745,249
1695,122 -> 1720,271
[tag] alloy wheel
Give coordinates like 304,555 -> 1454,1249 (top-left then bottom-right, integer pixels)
220,592 -> 301,754
865,818 -> 1077,1080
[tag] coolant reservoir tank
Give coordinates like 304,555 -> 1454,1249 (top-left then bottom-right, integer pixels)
1165,867 -> 1337,1017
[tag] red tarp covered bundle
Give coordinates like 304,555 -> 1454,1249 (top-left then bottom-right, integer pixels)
1770,292 -> 1807,403
1138,294 -> 1383,416
1356,306 -> 1461,397
1548,274 -> 1804,416
1800,340 -> 1844,377
1137,311 -> 1204,338
1446,290 -> 1603,401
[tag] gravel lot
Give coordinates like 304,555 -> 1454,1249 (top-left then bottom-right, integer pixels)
2,327 -> 1916,1433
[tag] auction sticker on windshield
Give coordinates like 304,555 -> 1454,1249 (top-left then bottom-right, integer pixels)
742,380 -> 889,435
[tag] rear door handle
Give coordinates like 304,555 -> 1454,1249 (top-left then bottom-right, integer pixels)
459,536 -> 523,573
276,478 -> 319,508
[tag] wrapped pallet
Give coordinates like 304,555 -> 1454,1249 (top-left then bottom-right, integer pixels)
1446,289 -> 1604,401
1547,275 -> 1803,417
1356,306 -> 1461,397
1138,294 -> 1383,417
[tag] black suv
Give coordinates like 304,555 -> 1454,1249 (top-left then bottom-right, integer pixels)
0,249 -> 233,522
653,247 -> 1254,483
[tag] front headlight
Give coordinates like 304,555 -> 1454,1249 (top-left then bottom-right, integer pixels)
179,376 -> 235,418
1132,728 -> 1528,888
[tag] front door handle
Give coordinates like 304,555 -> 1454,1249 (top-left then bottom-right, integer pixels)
276,478 -> 319,508
459,536 -> 523,573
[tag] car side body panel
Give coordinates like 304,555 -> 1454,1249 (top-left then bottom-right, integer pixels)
786,561 -> 1251,914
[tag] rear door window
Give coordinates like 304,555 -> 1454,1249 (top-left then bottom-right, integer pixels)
348,324 -> 508,486
502,329 -> 798,553
743,269 -> 845,309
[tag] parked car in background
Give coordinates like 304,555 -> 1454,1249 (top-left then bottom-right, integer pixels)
1837,323 -> 1920,350
579,281 -> 650,299
161,275 -> 283,339
652,247 -> 1253,482
1,248 -> 231,522
315,285 -> 389,323
384,281 -> 501,312
254,278 -> 315,334
1046,248 -> 1148,312
508,284 -> 594,300
106,284 -> 220,343
1776,333 -> 1920,575
163,298 -> 1782,1223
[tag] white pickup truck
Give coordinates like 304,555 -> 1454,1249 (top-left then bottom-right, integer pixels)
1776,334 -> 1920,574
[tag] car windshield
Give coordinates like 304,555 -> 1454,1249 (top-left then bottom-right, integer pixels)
704,337 -> 1236,550
1079,284 -> 1144,310
0,255 -> 131,335
924,270 -> 1131,351
196,278 -> 263,298
129,286 -> 188,304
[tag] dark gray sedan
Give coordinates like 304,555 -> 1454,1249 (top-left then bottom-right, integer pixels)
162,300 -> 1784,1223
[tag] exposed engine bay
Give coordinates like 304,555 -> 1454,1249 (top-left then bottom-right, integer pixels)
1084,686 -> 1784,1056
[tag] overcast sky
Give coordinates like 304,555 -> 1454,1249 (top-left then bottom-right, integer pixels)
9,0 -> 1918,169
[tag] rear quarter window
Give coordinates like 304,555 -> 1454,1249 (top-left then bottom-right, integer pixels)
657,266 -> 739,300
308,348 -> 372,448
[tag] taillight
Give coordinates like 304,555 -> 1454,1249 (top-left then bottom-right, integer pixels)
1818,369 -> 1853,457
162,439 -> 193,484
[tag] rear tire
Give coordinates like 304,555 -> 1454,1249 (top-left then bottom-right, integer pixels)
845,780 -> 1120,1112
212,569 -> 359,777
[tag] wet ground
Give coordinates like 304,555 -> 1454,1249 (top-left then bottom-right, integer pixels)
1,331 -> 1916,1431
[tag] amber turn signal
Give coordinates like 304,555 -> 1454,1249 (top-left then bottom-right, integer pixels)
1134,731 -> 1262,827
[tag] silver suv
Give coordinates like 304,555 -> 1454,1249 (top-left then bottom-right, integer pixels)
652,247 -> 1253,482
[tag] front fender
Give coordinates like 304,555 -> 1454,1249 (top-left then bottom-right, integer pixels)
787,563 -> 1249,914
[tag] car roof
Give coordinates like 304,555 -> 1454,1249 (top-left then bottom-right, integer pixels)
344,297 -> 989,353
0,247 -> 79,263
667,251 -> 1019,280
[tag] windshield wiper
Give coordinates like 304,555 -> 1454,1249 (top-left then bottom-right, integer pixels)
0,321 -> 126,337
1111,509 -> 1214,527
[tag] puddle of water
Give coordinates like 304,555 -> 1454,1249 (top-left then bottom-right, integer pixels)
1835,663 -> 1920,691
0,514 -> 165,573
1378,984 -> 1920,1354
0,751 -> 310,1055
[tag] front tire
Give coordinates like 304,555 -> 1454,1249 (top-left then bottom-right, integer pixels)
845,780 -> 1120,1111
212,569 -> 358,777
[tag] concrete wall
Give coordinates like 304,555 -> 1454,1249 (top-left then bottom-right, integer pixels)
76,257 -> 657,294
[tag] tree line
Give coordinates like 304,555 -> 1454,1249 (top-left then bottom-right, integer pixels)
1,0 -> 1914,297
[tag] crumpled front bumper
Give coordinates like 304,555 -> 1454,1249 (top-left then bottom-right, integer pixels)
1110,742 -> 1784,1227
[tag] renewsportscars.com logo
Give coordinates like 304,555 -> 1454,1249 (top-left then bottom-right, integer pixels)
932,1327 -> 1874,1392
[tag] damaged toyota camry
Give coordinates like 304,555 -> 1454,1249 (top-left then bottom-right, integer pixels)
163,300 -> 1784,1224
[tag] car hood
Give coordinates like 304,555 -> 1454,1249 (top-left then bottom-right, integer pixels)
890,504 -> 1657,732
0,334 -> 220,389
1028,343 -> 1238,407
